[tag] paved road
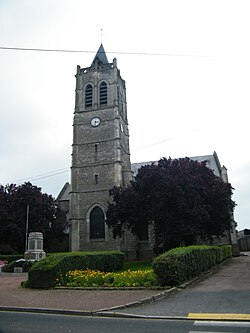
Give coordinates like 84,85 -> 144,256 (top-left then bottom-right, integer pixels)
110,254 -> 250,319
1,311 -> 250,333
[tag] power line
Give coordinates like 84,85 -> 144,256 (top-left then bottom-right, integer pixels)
132,128 -> 203,152
12,129 -> 203,183
0,46 -> 212,58
27,169 -> 70,182
14,168 -> 70,183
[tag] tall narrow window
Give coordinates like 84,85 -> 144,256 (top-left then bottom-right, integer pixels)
94,144 -> 98,161
90,207 -> 105,239
138,225 -> 149,241
117,86 -> 120,107
85,84 -> 93,107
94,174 -> 99,184
99,81 -> 107,105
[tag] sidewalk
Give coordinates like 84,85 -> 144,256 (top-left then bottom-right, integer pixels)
0,253 -> 249,316
0,273 -> 167,313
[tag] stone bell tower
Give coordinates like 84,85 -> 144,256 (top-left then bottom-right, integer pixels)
70,44 -> 132,252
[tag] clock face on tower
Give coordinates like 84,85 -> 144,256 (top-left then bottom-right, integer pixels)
91,117 -> 101,127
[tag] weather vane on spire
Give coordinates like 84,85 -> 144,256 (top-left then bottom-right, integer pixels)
100,28 -> 103,43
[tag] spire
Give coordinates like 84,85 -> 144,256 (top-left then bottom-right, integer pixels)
91,44 -> 109,66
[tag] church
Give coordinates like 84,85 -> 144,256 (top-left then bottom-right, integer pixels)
57,44 -> 238,259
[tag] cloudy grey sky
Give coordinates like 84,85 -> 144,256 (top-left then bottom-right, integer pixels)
0,0 -> 249,231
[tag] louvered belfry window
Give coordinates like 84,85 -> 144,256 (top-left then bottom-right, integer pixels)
99,81 -> 107,105
85,84 -> 93,108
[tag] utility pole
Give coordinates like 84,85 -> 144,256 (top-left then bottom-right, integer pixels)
25,204 -> 29,252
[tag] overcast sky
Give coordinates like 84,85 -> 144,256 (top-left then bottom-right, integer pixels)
1,0 -> 250,231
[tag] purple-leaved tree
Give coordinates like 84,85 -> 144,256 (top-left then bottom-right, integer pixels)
106,157 -> 235,254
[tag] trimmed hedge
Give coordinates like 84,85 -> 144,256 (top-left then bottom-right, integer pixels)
220,244 -> 232,260
28,251 -> 124,289
2,259 -> 34,272
152,245 -> 232,286
0,254 -> 23,262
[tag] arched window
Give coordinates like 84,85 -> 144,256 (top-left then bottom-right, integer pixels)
90,206 -> 105,239
85,84 -> 93,108
138,225 -> 149,241
99,81 -> 107,105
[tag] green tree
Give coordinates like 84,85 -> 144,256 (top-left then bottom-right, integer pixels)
0,182 -> 68,253
106,157 -> 235,253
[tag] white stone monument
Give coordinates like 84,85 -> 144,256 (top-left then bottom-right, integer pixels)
24,232 -> 46,261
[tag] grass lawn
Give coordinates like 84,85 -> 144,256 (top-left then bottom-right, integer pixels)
121,261 -> 152,271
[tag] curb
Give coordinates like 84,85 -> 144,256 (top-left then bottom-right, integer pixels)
0,306 -> 92,316
1,307 -> 249,322
94,311 -> 188,320
95,311 -> 250,322
93,287 -> 177,312
0,272 -> 28,277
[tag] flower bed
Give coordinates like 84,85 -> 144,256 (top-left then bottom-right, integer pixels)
0,260 -> 8,271
57,269 -> 157,288
0,260 -> 8,267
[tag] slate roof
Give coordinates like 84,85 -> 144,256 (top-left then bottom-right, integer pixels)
91,43 -> 109,66
56,182 -> 71,202
131,152 -> 222,178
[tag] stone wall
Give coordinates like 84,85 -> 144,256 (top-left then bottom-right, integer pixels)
239,236 -> 250,252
